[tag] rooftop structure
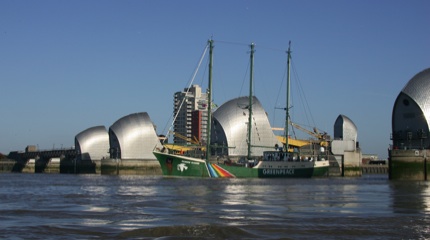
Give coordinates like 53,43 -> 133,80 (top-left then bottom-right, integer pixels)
211,96 -> 281,158
391,68 -> 430,149
332,114 -> 360,156
334,114 -> 358,142
109,112 -> 161,159
75,126 -> 109,161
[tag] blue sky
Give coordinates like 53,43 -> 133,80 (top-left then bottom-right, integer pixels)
1,0 -> 429,159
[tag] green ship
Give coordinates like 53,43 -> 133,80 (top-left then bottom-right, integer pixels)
153,40 -> 330,178
153,150 -> 330,178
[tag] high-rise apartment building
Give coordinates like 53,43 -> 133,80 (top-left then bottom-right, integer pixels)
173,85 -> 208,145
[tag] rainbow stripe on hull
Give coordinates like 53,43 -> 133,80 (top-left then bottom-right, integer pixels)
208,164 -> 235,178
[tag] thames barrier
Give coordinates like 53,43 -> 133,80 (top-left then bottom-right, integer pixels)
3,68 -> 430,179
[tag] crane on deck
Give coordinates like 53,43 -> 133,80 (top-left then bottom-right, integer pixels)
160,131 -> 204,154
170,131 -> 202,145
273,121 -> 330,148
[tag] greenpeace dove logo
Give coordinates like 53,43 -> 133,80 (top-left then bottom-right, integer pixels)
177,163 -> 188,172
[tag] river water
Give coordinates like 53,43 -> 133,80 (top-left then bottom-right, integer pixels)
0,173 -> 429,239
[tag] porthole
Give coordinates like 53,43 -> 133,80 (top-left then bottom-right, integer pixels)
403,99 -> 409,106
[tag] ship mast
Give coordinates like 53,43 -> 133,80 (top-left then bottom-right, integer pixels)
285,41 -> 291,152
247,43 -> 255,160
205,39 -> 214,162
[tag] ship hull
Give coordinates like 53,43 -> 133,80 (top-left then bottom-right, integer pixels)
153,151 -> 329,178
219,160 -> 329,178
